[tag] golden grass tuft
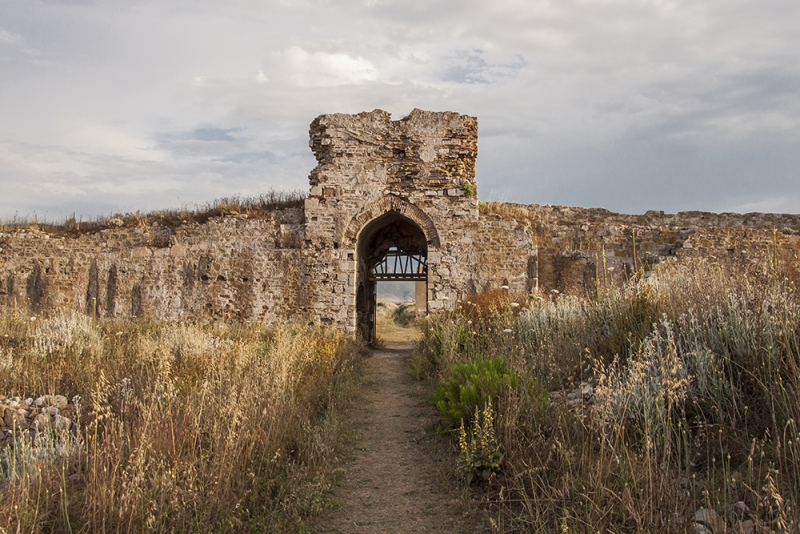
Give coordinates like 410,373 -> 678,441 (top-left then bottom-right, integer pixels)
0,316 -> 365,532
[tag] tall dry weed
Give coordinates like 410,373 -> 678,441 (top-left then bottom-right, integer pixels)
423,261 -> 800,531
0,317 -> 364,532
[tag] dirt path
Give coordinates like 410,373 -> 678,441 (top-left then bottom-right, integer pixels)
313,342 -> 489,534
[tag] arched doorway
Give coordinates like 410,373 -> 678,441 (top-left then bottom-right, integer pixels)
355,212 -> 428,343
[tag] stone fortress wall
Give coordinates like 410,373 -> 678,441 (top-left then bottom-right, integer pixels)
486,204 -> 800,294
0,109 -> 798,332
0,210 -> 308,324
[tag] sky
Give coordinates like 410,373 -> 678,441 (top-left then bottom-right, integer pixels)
1,0 -> 798,220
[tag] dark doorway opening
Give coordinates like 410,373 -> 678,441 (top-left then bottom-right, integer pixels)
356,212 -> 428,343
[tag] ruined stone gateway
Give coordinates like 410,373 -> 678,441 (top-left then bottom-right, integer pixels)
304,109 -> 535,339
2,109 -> 800,341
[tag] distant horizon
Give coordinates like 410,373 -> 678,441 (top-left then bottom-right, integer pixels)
377,281 -> 416,304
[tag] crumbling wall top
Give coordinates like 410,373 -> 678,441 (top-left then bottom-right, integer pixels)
307,108 -> 478,198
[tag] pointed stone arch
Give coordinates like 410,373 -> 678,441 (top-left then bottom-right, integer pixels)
343,195 -> 440,248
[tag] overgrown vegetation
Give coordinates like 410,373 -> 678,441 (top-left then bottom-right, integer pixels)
434,357 -> 546,425
418,261 -> 800,532
0,190 -> 307,237
0,314 -> 364,532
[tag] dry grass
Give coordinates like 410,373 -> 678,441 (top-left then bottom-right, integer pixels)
478,202 -> 534,222
375,302 -> 421,344
0,315 -> 365,532
419,261 -> 800,532
0,190 -> 307,237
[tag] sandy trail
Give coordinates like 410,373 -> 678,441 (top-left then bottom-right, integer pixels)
313,342 -> 488,534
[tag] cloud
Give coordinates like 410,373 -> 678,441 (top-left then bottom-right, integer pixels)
0,0 -> 798,218
216,151 -> 277,164
723,196 -> 800,215
0,136 -> 312,218
265,46 -> 380,87
0,28 -> 24,46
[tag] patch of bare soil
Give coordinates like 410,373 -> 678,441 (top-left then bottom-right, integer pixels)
312,342 -> 489,533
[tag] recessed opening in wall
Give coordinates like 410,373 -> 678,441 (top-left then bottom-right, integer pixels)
356,212 -> 427,344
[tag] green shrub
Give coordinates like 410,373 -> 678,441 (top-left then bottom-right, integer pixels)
434,357 -> 546,425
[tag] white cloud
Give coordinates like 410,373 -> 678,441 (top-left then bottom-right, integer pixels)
266,46 -> 379,87
0,28 -> 24,46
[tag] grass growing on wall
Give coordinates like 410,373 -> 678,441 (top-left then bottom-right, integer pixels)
0,316 -> 365,532
0,189 -> 307,236
418,262 -> 800,532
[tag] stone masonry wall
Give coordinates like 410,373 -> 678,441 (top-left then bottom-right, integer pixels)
0,202 -> 535,327
0,209 -> 309,324
1,109 -> 797,331
303,109 -> 516,333
482,203 -> 800,294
